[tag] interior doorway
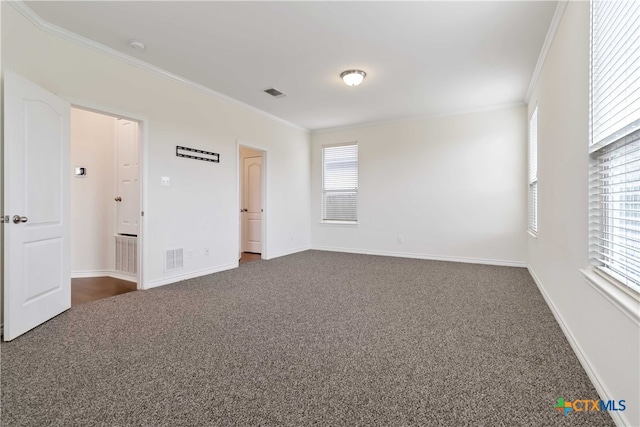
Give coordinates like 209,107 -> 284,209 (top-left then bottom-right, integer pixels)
70,107 -> 143,304
3,72 -> 148,340
239,145 -> 265,264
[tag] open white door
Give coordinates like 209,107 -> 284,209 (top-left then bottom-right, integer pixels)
3,71 -> 71,341
115,119 -> 140,236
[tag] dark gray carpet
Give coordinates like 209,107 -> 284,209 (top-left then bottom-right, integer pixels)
1,251 -> 613,426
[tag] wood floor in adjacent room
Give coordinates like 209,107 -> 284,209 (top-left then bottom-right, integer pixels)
240,252 -> 261,264
71,257 -> 259,307
71,277 -> 137,306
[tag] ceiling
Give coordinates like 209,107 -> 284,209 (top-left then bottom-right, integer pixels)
25,1 -> 558,131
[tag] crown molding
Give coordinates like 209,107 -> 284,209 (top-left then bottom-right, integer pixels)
311,101 -> 526,134
7,1 -> 310,134
524,0 -> 569,103
9,0 -> 555,135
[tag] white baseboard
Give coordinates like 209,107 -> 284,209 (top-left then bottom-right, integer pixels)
71,270 -> 112,279
108,272 -> 137,283
265,246 -> 310,260
144,263 -> 238,290
71,270 -> 137,283
310,245 -> 527,268
527,267 -> 629,427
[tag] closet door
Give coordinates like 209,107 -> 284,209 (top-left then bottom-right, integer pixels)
242,156 -> 262,253
115,119 -> 140,236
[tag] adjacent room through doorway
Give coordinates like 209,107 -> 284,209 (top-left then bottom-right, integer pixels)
239,146 -> 264,264
70,107 -> 142,305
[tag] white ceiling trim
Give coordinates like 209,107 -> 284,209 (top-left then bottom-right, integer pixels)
8,0 -> 310,134
524,1 -> 569,104
312,101 -> 526,134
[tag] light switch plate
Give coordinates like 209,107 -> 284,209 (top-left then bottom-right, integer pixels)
161,176 -> 170,186
74,166 -> 87,177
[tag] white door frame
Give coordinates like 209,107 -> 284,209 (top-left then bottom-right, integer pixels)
237,140 -> 267,260
69,99 -> 149,290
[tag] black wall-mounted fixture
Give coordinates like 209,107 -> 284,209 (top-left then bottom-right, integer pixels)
176,146 -> 220,163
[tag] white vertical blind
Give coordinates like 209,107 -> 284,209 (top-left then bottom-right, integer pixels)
590,0 -> 640,293
322,143 -> 358,221
529,107 -> 538,233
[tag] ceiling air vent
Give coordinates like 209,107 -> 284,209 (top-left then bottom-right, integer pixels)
264,88 -> 287,98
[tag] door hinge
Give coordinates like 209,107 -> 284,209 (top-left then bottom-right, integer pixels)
1,215 -> 8,224
141,211 -> 144,217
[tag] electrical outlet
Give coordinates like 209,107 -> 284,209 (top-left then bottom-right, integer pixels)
187,249 -> 193,259
204,248 -> 210,256
397,236 -> 404,244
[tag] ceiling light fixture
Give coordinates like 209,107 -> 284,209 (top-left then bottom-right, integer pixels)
128,39 -> 146,51
340,69 -> 366,86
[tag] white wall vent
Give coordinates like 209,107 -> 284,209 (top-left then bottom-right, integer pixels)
165,248 -> 184,272
115,235 -> 137,276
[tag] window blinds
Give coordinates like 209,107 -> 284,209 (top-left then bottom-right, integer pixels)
591,0 -> 640,150
590,0 -> 640,293
322,144 -> 358,221
529,107 -> 538,234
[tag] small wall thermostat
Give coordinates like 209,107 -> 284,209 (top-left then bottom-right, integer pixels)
75,167 -> 87,177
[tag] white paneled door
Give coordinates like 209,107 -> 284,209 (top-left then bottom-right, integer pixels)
242,156 -> 262,254
3,72 -> 71,341
115,119 -> 140,236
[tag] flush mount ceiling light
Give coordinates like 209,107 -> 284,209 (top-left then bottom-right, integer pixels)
128,39 -> 146,51
340,69 -> 366,86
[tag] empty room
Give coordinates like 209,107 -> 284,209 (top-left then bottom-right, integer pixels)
1,1 -> 639,426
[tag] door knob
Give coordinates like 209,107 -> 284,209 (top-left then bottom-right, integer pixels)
12,215 -> 28,224
241,209 -> 248,212
115,196 -> 122,202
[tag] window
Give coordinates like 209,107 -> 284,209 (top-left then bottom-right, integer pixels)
589,0 -> 640,293
322,143 -> 358,222
529,107 -> 538,234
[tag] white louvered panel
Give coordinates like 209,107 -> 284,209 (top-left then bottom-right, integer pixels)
528,107 -> 538,233
115,235 -> 137,276
591,0 -> 640,150
590,0 -> 640,294
589,129 -> 640,292
164,248 -> 184,272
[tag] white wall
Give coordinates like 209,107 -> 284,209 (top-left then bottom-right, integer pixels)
310,106 -> 528,266
528,3 -> 639,426
1,4 -> 311,288
70,108 -> 116,274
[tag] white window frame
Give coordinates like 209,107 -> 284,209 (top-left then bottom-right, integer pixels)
528,107 -> 538,235
321,142 -> 358,224
588,0 -> 640,298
